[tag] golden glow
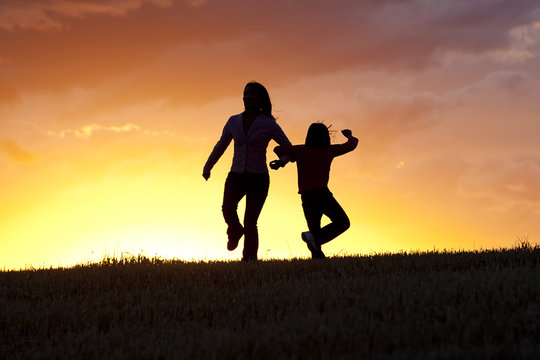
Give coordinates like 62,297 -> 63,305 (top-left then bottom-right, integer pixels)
1,1 -> 539,269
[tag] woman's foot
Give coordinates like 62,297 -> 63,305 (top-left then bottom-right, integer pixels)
227,224 -> 244,251
241,255 -> 258,262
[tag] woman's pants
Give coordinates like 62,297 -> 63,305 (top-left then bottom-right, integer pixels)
301,187 -> 350,246
222,172 -> 270,260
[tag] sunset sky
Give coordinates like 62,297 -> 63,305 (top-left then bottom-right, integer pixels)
1,0 -> 539,269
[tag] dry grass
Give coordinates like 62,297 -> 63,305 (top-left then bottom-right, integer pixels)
1,244 -> 538,359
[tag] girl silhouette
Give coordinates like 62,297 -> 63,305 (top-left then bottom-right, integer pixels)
272,123 -> 358,259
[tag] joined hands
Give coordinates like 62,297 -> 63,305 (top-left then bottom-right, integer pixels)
269,159 -> 285,170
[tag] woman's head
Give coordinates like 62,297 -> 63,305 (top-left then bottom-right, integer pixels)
243,82 -> 274,119
305,122 -> 331,147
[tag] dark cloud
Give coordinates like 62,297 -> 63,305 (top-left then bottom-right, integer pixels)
1,0 -> 538,108
0,0 -> 174,31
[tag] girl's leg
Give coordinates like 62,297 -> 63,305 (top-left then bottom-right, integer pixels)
301,191 -> 325,258
301,195 -> 323,239
318,190 -> 350,246
222,172 -> 246,250
242,173 -> 269,261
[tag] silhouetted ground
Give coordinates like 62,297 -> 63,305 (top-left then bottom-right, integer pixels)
1,245 -> 538,359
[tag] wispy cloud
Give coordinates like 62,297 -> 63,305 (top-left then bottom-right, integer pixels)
0,138 -> 37,162
0,0 -> 174,31
436,22 -> 540,64
459,156 -> 540,204
39,123 -> 168,138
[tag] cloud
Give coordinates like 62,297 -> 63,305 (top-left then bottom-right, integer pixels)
443,70 -> 531,103
459,156 -> 540,203
0,138 -> 37,162
1,0 -> 539,107
38,123 -> 168,138
0,85 -> 19,104
0,0 -> 174,31
276,64 -> 539,159
387,154 -> 470,210
356,90 -> 442,144
284,80 -> 445,152
185,0 -> 208,6
436,22 -> 540,65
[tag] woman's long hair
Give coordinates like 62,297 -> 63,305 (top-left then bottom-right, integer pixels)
244,82 -> 274,120
305,122 -> 331,147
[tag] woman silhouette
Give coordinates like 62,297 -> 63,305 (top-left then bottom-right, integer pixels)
203,82 -> 291,261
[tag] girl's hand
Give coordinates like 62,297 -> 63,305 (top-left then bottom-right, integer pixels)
203,171 -> 211,181
341,129 -> 352,138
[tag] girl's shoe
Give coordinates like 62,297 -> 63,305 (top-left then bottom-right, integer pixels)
301,231 -> 326,259
301,231 -> 317,256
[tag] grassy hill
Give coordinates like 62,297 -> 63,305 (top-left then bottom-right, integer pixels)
1,245 -> 538,359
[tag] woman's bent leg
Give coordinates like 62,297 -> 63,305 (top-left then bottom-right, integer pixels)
222,173 -> 246,250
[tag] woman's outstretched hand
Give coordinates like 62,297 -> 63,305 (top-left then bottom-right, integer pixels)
341,129 -> 352,138
203,171 -> 211,181
269,159 -> 285,170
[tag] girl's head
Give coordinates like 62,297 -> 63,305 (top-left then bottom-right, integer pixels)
243,82 -> 274,119
305,122 -> 331,147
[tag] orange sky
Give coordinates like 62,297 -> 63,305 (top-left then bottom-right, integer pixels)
1,0 -> 539,269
